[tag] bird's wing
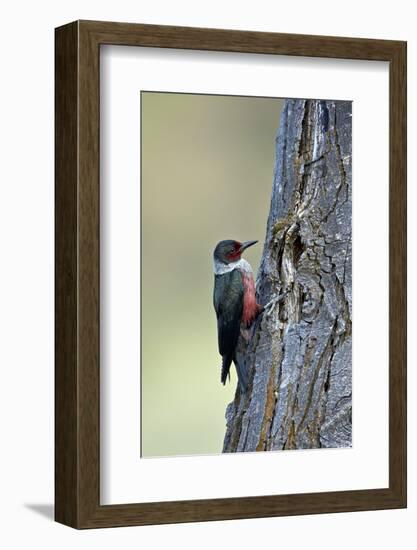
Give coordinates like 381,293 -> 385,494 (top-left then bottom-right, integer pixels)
213,270 -> 244,357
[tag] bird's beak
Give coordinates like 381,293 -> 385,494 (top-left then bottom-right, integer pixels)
239,240 -> 258,253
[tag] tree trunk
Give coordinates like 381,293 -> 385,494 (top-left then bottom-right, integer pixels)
223,99 -> 352,452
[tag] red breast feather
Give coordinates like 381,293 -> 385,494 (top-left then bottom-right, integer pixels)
242,272 -> 262,328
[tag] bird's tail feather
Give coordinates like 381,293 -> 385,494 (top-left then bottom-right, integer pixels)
221,354 -> 249,394
221,354 -> 233,386
234,357 -> 249,394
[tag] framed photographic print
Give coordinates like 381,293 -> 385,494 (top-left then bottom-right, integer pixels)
55,20 -> 407,528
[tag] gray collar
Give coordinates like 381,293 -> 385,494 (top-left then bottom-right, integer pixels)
213,258 -> 252,275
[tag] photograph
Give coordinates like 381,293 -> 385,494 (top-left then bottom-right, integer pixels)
141,92 -> 352,457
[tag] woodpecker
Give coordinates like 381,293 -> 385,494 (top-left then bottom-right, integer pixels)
213,239 -> 263,393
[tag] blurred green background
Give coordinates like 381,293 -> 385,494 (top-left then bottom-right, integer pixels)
141,92 -> 283,457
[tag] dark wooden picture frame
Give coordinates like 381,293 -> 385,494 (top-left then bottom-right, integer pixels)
55,20 -> 407,529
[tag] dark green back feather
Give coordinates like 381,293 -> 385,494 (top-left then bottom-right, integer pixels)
213,270 -> 244,356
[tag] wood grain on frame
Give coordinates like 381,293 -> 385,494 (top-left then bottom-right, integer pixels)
55,20 -> 407,529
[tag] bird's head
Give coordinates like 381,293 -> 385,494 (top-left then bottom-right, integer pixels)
213,239 -> 258,265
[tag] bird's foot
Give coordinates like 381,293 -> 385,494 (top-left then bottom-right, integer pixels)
263,298 -> 279,316
263,289 -> 290,316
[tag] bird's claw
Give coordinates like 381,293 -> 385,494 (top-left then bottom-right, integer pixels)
263,288 -> 290,316
264,298 -> 279,316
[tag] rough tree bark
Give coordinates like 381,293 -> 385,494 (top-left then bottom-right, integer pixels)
223,99 -> 352,452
